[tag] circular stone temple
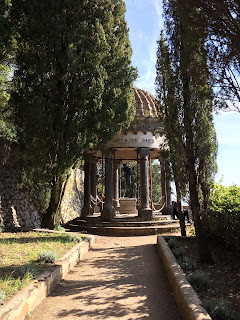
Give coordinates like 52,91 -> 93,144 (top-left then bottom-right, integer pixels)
81,87 -> 172,222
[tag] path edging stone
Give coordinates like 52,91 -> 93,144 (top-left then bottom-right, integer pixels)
157,236 -> 211,320
0,231 -> 94,320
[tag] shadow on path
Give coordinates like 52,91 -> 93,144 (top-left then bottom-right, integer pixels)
30,236 -> 182,320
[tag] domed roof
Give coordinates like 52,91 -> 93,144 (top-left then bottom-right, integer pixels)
134,87 -> 158,118
91,87 -> 165,160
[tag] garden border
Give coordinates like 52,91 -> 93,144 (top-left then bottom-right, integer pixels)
0,230 -> 94,320
157,236 -> 211,320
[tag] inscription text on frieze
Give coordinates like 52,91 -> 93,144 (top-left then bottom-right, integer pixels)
109,132 -> 162,148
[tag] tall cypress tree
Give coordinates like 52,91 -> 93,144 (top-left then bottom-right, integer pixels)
10,0 -> 137,228
156,31 -> 188,236
156,0 -> 217,263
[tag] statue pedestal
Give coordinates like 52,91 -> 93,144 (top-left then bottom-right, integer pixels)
119,198 -> 137,214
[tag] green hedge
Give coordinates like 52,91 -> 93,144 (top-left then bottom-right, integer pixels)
207,184 -> 240,252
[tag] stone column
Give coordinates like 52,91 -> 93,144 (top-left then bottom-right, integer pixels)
160,156 -> 172,215
101,149 -> 115,221
90,157 -> 98,214
159,156 -> 167,215
138,148 -> 153,221
113,160 -> 120,211
81,154 -> 91,217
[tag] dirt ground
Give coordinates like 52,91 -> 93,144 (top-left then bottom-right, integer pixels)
176,237 -> 240,320
29,235 -> 182,320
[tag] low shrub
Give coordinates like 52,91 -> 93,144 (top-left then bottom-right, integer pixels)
39,250 -> 57,263
172,247 -> 186,258
203,298 -> 234,320
187,271 -> 210,291
168,238 -> 179,249
54,226 -> 65,232
67,235 -> 83,243
18,264 -> 39,279
188,227 -> 196,237
164,236 -> 173,243
178,256 -> 198,271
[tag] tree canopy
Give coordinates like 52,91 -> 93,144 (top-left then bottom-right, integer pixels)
198,0 -> 240,111
10,0 -> 137,228
0,0 -> 16,140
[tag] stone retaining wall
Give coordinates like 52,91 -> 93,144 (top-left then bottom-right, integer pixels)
61,168 -> 84,223
0,138 -> 84,230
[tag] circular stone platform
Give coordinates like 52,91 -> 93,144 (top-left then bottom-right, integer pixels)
64,213 -> 180,236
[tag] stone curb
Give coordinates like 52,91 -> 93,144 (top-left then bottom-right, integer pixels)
0,231 -> 94,320
157,236 -> 211,320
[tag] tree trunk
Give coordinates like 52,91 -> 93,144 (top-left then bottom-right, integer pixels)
175,181 -> 186,236
41,176 -> 68,229
188,165 -> 214,264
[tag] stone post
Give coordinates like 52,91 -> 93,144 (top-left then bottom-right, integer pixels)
113,160 -> 120,211
138,148 -> 153,221
166,176 -> 172,215
81,154 -> 91,217
101,149 -> 115,221
90,157 -> 98,214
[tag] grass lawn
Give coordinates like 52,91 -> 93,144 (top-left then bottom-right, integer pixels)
0,231 -> 83,302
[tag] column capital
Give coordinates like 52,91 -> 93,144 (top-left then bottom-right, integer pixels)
90,156 -> 98,165
103,148 -> 114,158
114,159 -> 121,169
138,147 -> 150,158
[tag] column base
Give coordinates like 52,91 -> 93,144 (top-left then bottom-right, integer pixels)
81,207 -> 90,217
161,207 -> 167,215
113,199 -> 120,213
138,208 -> 153,221
101,207 -> 115,222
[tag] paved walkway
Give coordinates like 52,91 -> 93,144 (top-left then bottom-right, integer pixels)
30,235 -> 182,320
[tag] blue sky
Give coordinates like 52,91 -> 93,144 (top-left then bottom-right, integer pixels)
125,0 -> 240,186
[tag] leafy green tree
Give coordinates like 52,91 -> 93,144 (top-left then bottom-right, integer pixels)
156,0 -> 217,262
0,0 -> 12,62
0,0 -> 16,140
0,63 -> 12,138
207,184 -> 240,252
151,161 -> 162,204
10,0 -> 137,229
198,0 -> 240,112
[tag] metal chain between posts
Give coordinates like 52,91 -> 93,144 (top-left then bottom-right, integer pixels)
90,194 -> 104,206
152,199 -> 166,212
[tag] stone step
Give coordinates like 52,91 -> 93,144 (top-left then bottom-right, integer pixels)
79,213 -> 172,222
65,223 -> 180,236
66,219 -> 177,228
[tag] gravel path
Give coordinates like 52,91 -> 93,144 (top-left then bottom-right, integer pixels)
29,235 -> 182,320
